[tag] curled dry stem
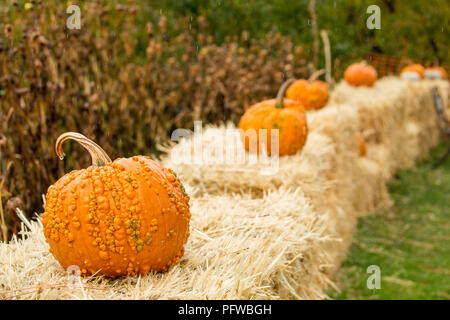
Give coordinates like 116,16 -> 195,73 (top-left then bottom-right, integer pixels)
56,132 -> 112,168
275,78 -> 296,108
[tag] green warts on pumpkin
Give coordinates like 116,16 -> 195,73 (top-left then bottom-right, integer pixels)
272,123 -> 282,131
170,168 -> 188,198
179,182 -> 187,198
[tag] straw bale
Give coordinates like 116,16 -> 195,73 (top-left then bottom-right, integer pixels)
404,80 -> 449,122
163,123 -> 335,207
353,157 -> 392,214
2,78 -> 449,300
405,80 -> 449,159
0,189 -> 335,300
330,78 -> 449,172
306,104 -> 380,270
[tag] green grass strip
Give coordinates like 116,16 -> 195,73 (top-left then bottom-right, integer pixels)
331,143 -> 450,300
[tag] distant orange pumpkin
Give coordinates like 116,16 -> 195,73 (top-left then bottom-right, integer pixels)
425,67 -> 447,79
238,79 -> 308,157
400,64 -> 425,80
344,62 -> 378,87
286,79 -> 329,110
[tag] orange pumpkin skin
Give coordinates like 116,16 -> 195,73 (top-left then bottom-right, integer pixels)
286,79 -> 329,110
425,67 -> 447,79
400,64 -> 425,79
238,97 -> 308,157
43,138 -> 190,278
356,133 -> 367,157
344,63 -> 378,87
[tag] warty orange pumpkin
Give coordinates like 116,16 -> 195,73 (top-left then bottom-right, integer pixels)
344,62 -> 378,87
42,132 -> 191,277
238,79 -> 308,157
286,71 -> 329,110
400,64 -> 425,80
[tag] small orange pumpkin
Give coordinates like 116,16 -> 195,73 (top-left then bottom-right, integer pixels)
425,67 -> 447,80
400,64 -> 425,80
42,132 -> 191,277
286,71 -> 329,110
238,79 -> 308,157
356,133 -> 367,157
344,62 -> 378,87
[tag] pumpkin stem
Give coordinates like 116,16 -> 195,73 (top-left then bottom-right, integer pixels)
56,132 -> 112,167
308,69 -> 325,82
275,78 -> 296,108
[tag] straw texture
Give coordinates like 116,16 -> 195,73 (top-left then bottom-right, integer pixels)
1,78 -> 448,299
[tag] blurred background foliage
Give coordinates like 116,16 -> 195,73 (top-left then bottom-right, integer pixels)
1,0 -> 309,231
147,0 -> 449,66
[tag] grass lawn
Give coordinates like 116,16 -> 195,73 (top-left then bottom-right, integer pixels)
330,143 -> 450,300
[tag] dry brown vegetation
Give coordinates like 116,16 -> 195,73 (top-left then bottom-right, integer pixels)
0,1 -> 309,237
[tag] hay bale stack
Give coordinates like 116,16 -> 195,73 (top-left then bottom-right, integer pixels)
354,157 -> 392,214
163,123 -> 335,207
306,104 -> 360,259
330,78 -> 408,173
306,104 -> 390,270
307,104 -> 359,211
0,189 -> 334,300
307,103 -> 392,217
330,77 -> 449,171
404,80 -> 449,159
165,103 -> 389,274
403,80 -> 449,122
2,78 -> 449,300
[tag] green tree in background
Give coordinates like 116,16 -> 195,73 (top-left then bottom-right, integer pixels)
147,0 -> 449,68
